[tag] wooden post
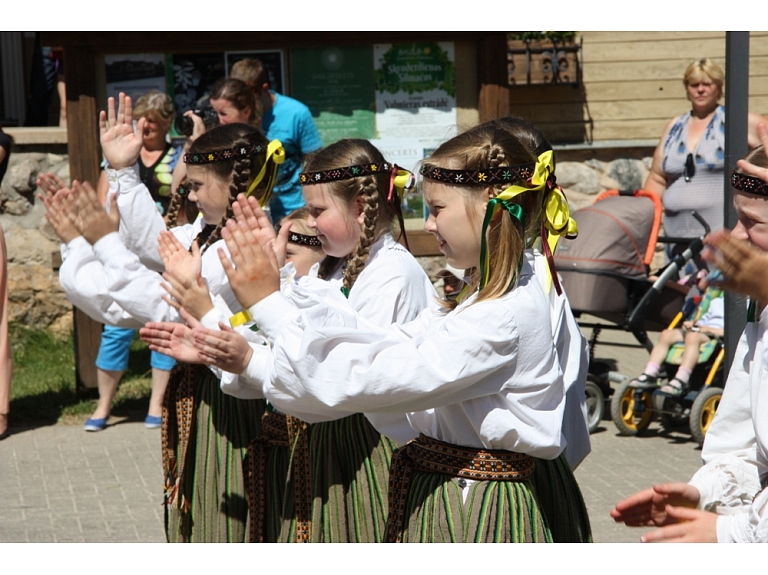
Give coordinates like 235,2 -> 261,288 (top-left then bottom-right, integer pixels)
63,43 -> 102,392
478,33 -> 510,123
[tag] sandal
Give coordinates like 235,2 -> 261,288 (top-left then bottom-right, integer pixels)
628,373 -> 658,389
659,378 -> 689,397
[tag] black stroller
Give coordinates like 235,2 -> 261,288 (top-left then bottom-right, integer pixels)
554,190 -> 724,445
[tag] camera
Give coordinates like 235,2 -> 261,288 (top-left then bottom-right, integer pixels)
174,106 -> 220,136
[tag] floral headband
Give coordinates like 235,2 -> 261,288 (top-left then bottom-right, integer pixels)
184,140 -> 285,209
731,170 -> 768,196
423,151 -> 577,295
300,162 -> 393,184
419,163 -> 536,185
275,224 -> 322,247
184,143 -> 264,165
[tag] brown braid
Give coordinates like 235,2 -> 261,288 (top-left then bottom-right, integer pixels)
342,176 -> 379,292
164,185 -> 186,228
184,125 -> 271,254
302,139 -> 396,293
198,154 -> 251,254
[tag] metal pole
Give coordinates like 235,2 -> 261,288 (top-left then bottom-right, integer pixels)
723,32 -> 750,375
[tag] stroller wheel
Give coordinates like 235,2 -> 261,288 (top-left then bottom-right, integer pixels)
585,375 -> 605,433
690,386 -> 722,447
611,378 -> 653,436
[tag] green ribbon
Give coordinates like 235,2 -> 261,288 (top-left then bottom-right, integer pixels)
479,199 -> 524,291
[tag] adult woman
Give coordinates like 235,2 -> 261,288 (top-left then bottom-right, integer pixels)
88,90 -> 182,432
644,58 -> 768,242
643,58 -> 768,243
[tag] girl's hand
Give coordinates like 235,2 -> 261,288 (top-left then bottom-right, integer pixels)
218,218 -> 280,309
139,320 -> 212,365
36,172 -> 69,199
158,232 -> 201,283
69,181 -> 120,244
703,229 -> 768,302
232,194 -> 276,250
161,268 -> 214,321
41,187 -> 80,244
639,506 -> 718,543
681,320 -> 694,330
99,93 -> 144,170
610,482 -> 700,527
191,322 -> 255,375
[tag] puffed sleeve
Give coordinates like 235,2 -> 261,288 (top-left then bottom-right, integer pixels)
58,235 -> 143,328
253,278 -> 561,420
108,166 -> 169,271
688,324 -> 761,510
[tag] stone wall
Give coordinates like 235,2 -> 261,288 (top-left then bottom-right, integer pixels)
1,151 -> 72,337
0,149 -> 655,336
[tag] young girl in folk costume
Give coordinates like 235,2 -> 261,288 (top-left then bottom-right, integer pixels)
144,138 -> 436,542
611,140 -> 768,543
206,120 -> 591,542
51,95 -> 284,542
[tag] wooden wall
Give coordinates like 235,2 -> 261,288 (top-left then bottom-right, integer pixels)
509,32 -> 768,145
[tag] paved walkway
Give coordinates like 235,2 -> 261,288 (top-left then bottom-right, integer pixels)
0,317 -> 707,543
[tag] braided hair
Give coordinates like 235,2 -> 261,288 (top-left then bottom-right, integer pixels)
427,118 -> 550,308
305,139 -> 398,293
185,123 -> 270,253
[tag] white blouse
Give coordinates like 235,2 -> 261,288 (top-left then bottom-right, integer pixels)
58,164 -> 241,326
247,251 -> 567,458
220,233 -> 437,445
688,305 -> 768,542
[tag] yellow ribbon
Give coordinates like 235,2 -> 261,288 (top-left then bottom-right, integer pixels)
229,309 -> 252,328
246,139 -> 286,208
478,150 -> 577,293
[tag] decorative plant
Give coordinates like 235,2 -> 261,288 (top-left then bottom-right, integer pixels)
509,32 -> 577,43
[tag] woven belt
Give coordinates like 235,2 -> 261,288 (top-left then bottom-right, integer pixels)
246,412 -> 312,543
386,434 -> 535,543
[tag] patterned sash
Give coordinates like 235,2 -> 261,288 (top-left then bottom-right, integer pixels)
386,434 -> 535,543
246,412 -> 312,542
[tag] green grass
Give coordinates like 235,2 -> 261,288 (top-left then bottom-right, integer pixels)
10,324 -> 154,426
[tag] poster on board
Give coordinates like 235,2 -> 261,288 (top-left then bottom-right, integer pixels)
225,51 -> 285,94
105,54 -> 166,104
291,45 -> 376,146
374,42 -> 457,149
170,53 -> 226,112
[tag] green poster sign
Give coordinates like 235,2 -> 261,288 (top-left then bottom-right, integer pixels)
291,46 -> 376,146
374,43 -> 455,97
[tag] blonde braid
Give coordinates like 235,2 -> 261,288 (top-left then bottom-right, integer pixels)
342,177 -> 379,293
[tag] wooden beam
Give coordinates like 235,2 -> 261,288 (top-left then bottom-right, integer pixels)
478,33 -> 510,122
62,43 -> 102,391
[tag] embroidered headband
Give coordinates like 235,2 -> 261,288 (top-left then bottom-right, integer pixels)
300,162 -> 393,184
301,160 -> 415,257
731,170 -> 768,196
184,143 -> 264,165
424,150 -> 577,295
275,224 -> 322,247
184,139 -> 285,209
419,163 -> 536,185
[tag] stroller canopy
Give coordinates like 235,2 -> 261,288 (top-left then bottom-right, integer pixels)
554,191 -> 661,280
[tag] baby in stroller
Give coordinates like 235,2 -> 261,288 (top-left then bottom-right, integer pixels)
629,283 -> 724,396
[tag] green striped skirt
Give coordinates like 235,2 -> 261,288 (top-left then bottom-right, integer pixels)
163,363 -> 265,543
258,413 -> 396,542
385,435 -> 584,543
531,454 -> 592,542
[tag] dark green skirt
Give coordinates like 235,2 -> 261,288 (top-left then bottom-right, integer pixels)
163,364 -> 265,542
265,413 -> 395,542
384,436 -> 592,543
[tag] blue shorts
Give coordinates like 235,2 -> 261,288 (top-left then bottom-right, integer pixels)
96,324 -> 176,372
